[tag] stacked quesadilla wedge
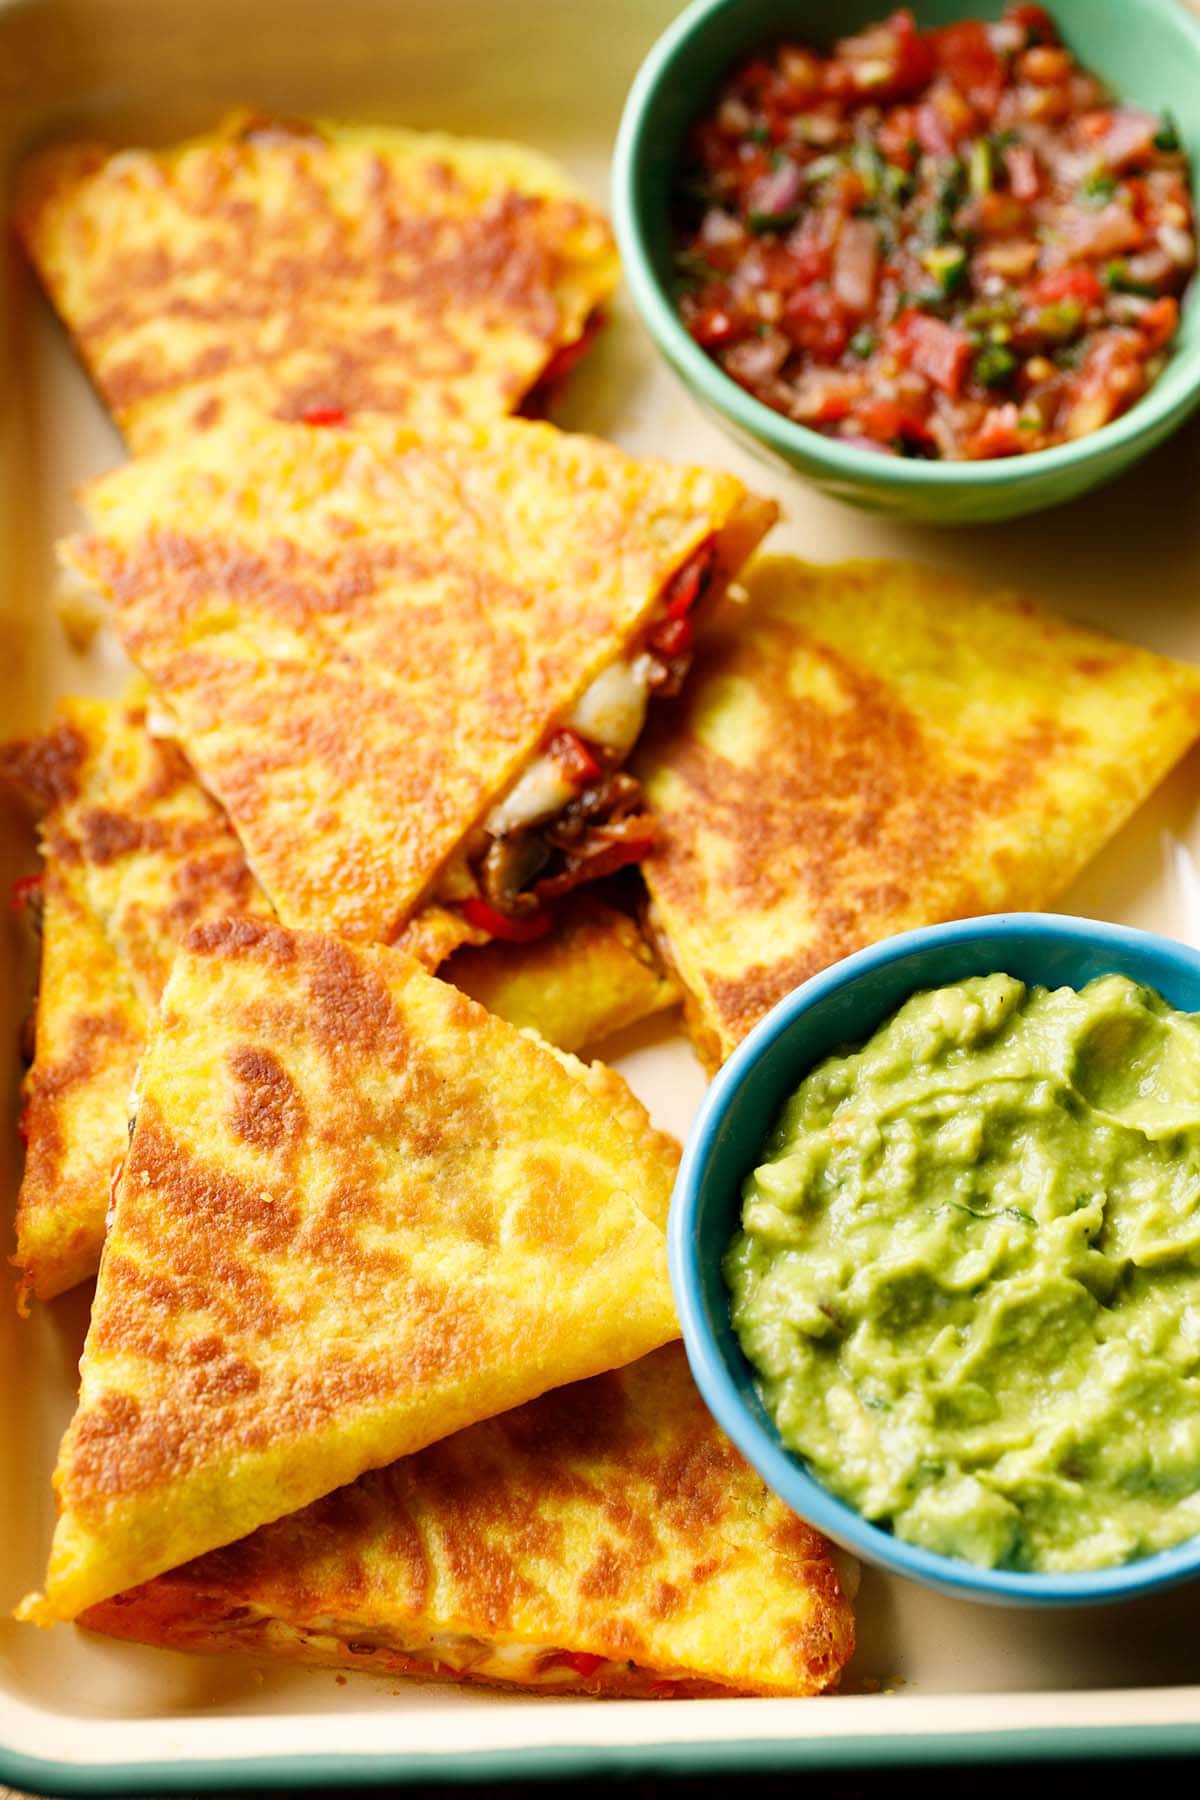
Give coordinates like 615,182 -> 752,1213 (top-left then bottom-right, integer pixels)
20,916 -> 680,1624
63,415 -> 775,948
0,688 -> 270,1301
81,1344 -> 854,1698
15,112 -> 619,452
636,557 -> 1200,1071
2,695 -> 678,1303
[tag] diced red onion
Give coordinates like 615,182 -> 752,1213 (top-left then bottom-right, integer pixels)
724,331 -> 790,382
1097,109 -> 1158,172
832,218 -> 879,314
700,207 -> 744,248
747,158 -> 804,219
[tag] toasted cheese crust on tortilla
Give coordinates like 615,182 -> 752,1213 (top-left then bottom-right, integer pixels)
14,112 -> 618,453
0,691 -> 269,1303
637,557 -> 1200,1071
445,894 -> 678,1053
23,917 -> 679,1623
64,417 -> 774,944
81,1345 -> 853,1698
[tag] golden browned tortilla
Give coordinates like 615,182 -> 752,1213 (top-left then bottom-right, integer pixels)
0,688 -> 270,1303
63,416 -> 774,945
14,112 -> 619,453
637,557 -> 1200,1072
445,893 -> 678,1053
21,916 -> 680,1624
81,1345 -> 853,1698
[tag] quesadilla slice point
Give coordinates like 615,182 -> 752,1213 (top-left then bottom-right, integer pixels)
21,916 -> 680,1623
80,1345 -> 853,1698
637,557 -> 1200,1071
64,416 -> 775,945
0,690 -> 271,1302
445,893 -> 678,1053
15,112 -> 619,453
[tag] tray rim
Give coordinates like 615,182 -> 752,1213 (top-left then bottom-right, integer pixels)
7,1713 -> 1200,1792
6,0 -> 1200,1786
4,1715 -> 1200,1793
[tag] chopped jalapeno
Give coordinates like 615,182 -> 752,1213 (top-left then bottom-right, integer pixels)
973,343 -> 1018,385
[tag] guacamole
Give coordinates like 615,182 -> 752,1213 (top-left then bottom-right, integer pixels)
725,973 -> 1200,1572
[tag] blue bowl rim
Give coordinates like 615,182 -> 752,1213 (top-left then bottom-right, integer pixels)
669,911 -> 1200,1605
612,0 -> 1200,495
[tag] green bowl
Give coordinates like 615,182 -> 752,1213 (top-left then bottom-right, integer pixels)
613,0 -> 1200,523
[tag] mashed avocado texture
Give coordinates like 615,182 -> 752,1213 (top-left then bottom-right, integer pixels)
726,973 -> 1200,1572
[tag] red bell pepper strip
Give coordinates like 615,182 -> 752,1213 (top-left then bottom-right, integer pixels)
299,405 -> 348,427
10,872 -> 43,913
461,896 -> 555,943
662,540 -> 716,620
540,1650 -> 606,1678
646,614 -> 694,659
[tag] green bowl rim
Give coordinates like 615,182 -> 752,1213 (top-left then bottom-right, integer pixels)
612,0 -> 1200,491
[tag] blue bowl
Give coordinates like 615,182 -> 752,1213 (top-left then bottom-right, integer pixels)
669,913 -> 1200,1606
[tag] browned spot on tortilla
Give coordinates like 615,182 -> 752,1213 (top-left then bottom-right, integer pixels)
227,1044 -> 308,1157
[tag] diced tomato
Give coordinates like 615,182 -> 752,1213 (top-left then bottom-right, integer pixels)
662,540 -> 716,619
784,220 -> 835,287
460,897 -> 555,943
690,305 -> 740,348
889,9 -> 935,93
853,397 -> 932,445
546,727 -> 602,786
1138,294 -> 1179,352
892,311 -> 972,395
929,20 -> 1006,112
803,382 -> 856,424
10,872 -> 43,913
1023,266 -> 1105,308
783,287 -> 851,358
968,402 -> 1025,458
878,104 -> 920,165
540,1650 -> 607,1678
299,405 -> 348,427
829,9 -> 933,100
1078,110 -> 1113,144
646,614 -> 694,659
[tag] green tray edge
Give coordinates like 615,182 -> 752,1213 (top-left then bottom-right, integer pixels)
5,1717 -> 1200,1795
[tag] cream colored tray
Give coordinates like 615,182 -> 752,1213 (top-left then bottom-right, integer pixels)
3,0 -> 1200,1786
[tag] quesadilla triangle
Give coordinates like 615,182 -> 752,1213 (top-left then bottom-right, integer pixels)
14,111 -> 619,454
0,688 -> 271,1304
637,556 -> 1200,1073
444,892 -> 678,1054
63,415 -> 775,947
80,1345 -> 854,1698
20,916 -> 680,1625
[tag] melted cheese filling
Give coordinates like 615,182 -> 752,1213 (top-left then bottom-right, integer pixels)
225,1605 -> 632,1687
482,653 -> 651,838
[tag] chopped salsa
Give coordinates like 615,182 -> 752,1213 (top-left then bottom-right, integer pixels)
671,5 -> 1195,459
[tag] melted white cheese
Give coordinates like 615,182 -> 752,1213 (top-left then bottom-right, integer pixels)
482,655 -> 651,838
